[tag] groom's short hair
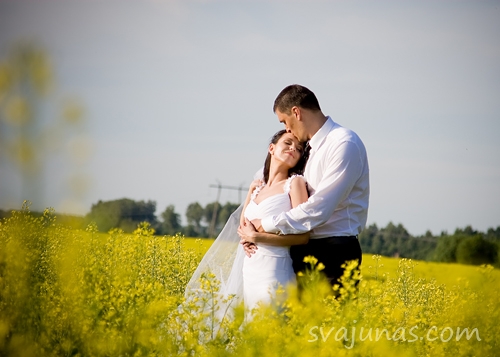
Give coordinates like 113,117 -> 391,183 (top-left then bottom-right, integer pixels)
273,84 -> 322,114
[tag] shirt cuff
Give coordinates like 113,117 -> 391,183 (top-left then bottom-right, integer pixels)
261,216 -> 280,234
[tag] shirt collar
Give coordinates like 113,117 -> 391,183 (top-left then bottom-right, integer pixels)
308,116 -> 334,152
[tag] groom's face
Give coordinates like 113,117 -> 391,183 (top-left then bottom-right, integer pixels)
276,108 -> 304,142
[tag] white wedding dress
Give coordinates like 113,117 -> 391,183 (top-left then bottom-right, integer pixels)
183,175 -> 300,321
242,176 -> 298,310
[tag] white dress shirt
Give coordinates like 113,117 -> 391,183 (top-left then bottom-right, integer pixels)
261,116 -> 369,238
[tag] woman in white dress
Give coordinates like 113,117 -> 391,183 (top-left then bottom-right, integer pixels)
239,130 -> 309,310
184,130 -> 310,318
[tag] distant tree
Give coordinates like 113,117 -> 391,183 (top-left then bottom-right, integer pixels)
381,222 -> 411,240
410,232 -> 438,261
204,202 -> 219,237
486,226 -> 500,242
160,204 -> 181,236
203,202 -> 218,225
186,202 -> 204,237
359,222 -> 436,260
432,235 -> 466,263
187,200 -> 239,238
182,225 -> 199,238
359,223 -> 379,252
379,222 -> 410,257
456,235 -> 498,265
454,225 -> 478,236
217,202 -> 240,227
85,200 -> 119,232
86,198 -> 157,233
202,201 -> 239,237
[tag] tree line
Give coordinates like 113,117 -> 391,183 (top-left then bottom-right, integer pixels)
359,223 -> 500,267
83,198 -> 239,238
1,198 -> 499,267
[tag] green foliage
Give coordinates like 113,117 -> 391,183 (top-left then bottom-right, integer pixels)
85,198 -> 157,233
182,224 -> 200,238
361,222 -> 500,267
454,225 -> 478,236
203,201 -> 240,237
217,202 -> 240,228
160,204 -> 182,236
184,201 -> 240,238
485,227 -> 500,242
360,222 -> 437,260
433,231 -> 499,267
456,235 -> 498,265
80,199 -> 240,238
185,202 -> 204,236
432,235 -> 465,263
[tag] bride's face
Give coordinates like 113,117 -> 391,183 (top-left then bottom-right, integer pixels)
270,133 -> 304,169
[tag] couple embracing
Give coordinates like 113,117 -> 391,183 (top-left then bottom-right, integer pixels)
185,84 -> 369,314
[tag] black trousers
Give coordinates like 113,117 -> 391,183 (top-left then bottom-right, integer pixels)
290,237 -> 362,286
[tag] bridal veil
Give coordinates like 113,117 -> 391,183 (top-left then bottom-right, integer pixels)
183,204 -> 245,316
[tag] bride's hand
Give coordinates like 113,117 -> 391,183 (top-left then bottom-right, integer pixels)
238,220 -> 259,258
241,241 -> 257,258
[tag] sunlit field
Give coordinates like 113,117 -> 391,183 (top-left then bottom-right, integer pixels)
183,237 -> 213,254
1,207 -> 499,356
185,236 -> 500,289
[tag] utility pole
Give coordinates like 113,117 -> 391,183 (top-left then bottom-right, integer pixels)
208,183 -> 247,237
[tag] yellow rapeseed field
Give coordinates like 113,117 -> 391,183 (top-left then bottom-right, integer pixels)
1,206 -> 498,356
186,237 -> 500,289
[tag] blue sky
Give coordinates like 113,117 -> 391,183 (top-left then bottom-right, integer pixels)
1,0 -> 499,236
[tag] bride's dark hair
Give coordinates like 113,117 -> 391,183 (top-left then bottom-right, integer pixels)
262,129 -> 307,184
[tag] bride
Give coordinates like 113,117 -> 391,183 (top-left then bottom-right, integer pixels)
184,130 -> 309,317
239,130 -> 309,310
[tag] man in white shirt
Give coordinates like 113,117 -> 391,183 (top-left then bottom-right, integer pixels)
241,84 -> 369,288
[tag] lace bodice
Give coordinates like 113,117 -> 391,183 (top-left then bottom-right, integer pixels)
250,174 -> 302,200
245,174 -> 303,222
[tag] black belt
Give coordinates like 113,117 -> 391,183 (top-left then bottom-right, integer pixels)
309,236 -> 358,244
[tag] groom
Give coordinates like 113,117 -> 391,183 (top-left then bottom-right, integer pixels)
242,84 -> 369,288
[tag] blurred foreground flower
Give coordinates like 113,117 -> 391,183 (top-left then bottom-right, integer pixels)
0,42 -> 89,212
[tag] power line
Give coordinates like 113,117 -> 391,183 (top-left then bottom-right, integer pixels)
208,182 -> 247,237
209,184 -> 247,202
